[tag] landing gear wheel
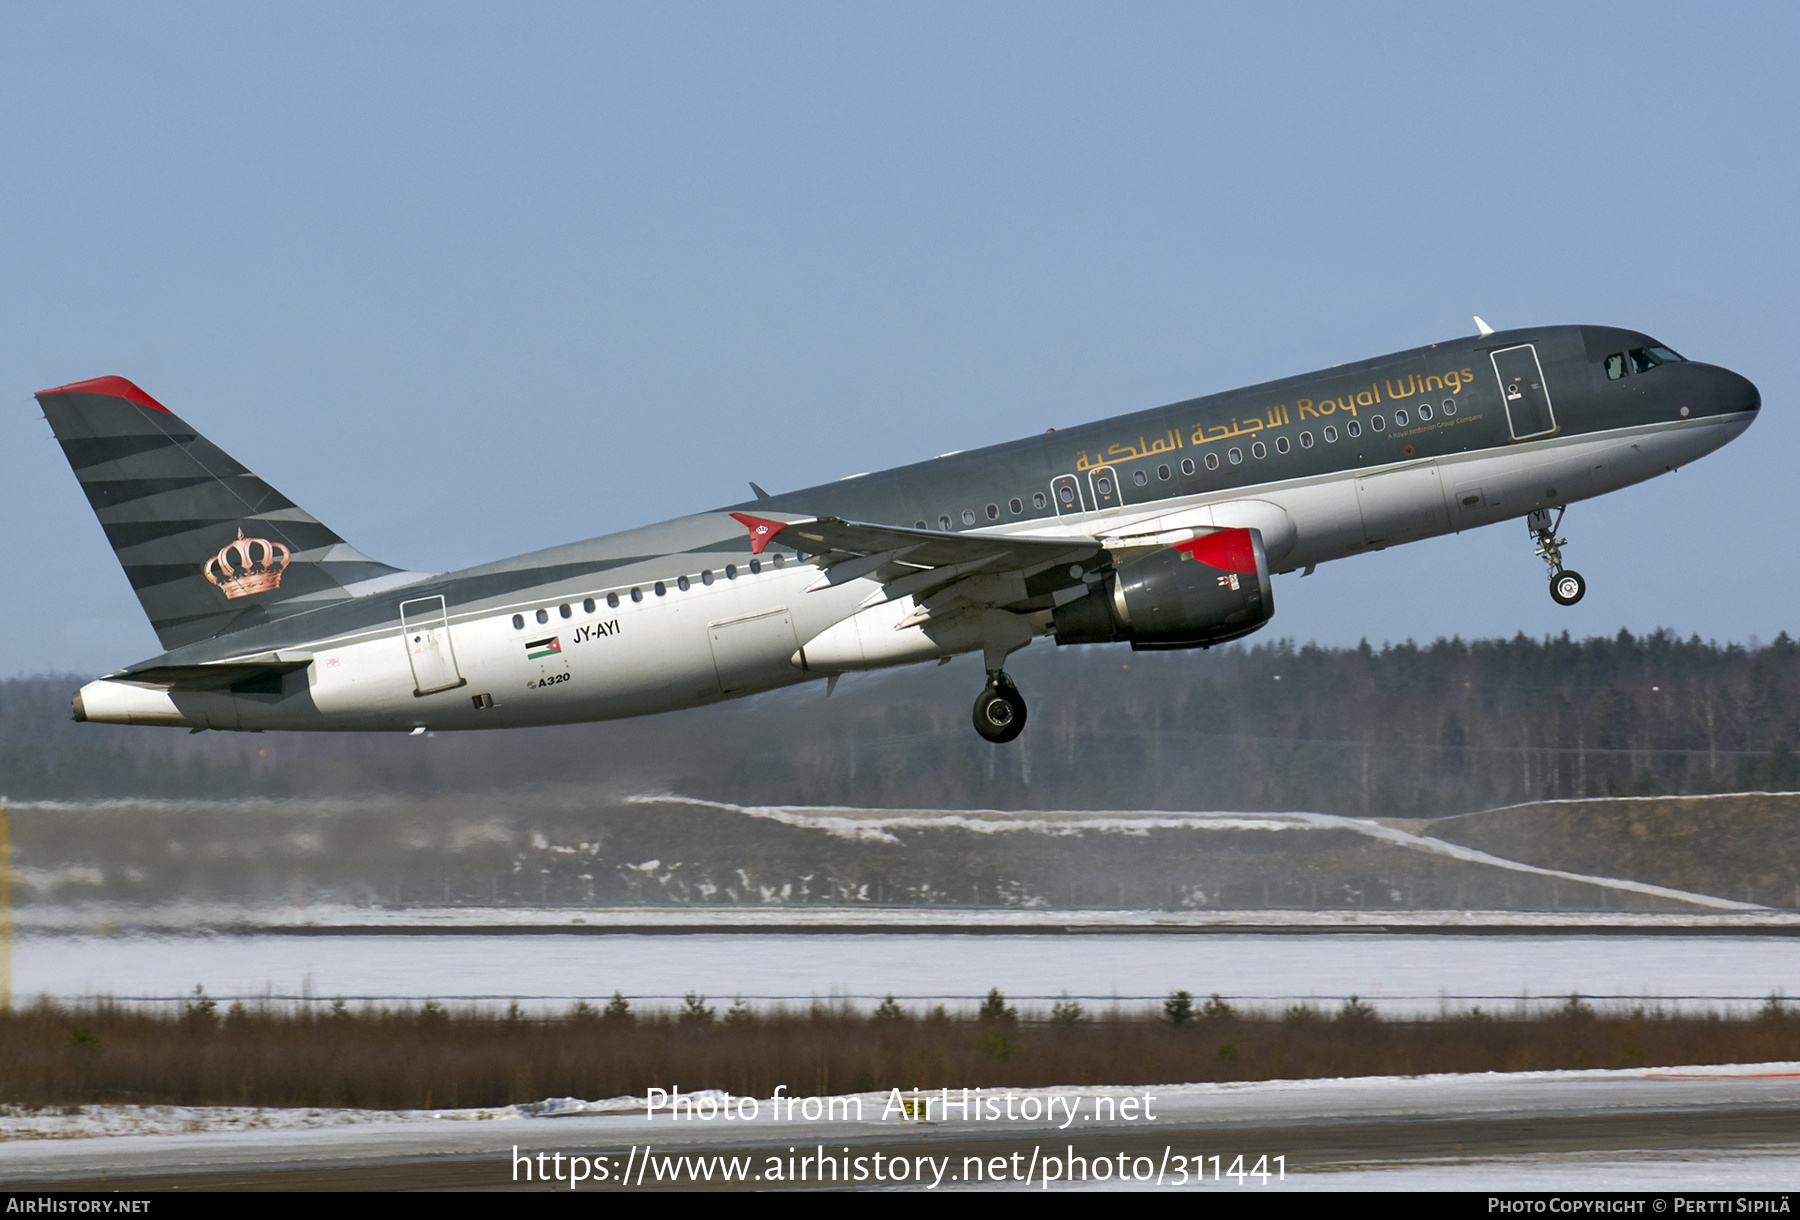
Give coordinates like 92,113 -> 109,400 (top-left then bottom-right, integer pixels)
1550,570 -> 1586,606
972,679 -> 1027,743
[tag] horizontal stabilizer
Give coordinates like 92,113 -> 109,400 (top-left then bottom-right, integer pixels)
113,656 -> 314,694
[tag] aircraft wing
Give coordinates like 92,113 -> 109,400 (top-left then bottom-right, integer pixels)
733,512 -> 1099,567
728,512 -> 1103,614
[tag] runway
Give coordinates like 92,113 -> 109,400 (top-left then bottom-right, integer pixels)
3,1066 -> 1798,1191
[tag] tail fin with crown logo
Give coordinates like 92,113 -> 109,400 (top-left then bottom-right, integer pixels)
34,376 -> 412,651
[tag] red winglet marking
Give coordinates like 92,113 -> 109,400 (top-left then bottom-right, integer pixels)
36,376 -> 172,414
1173,527 -> 1256,573
729,512 -> 789,555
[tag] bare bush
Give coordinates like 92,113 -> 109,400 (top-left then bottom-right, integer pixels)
1,999 -> 1795,1110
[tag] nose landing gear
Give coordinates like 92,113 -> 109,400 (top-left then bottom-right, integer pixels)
1530,507 -> 1586,606
973,673 -> 1027,743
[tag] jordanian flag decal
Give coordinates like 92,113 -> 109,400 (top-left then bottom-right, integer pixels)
526,636 -> 562,659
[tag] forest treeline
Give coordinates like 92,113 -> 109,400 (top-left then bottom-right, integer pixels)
4,629 -> 1799,816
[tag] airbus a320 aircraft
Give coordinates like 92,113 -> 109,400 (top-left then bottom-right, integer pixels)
36,321 -> 1758,743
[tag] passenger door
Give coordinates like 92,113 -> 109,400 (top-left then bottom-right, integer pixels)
399,595 -> 466,695
1491,344 -> 1557,439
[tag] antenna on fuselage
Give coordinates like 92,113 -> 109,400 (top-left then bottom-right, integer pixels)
1473,316 -> 1496,337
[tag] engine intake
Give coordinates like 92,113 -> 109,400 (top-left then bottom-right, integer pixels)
1052,527 -> 1274,651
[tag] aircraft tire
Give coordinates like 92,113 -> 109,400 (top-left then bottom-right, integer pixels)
1550,570 -> 1586,606
972,682 -> 1027,743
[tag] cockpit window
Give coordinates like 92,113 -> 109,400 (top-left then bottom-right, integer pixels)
1629,345 -> 1686,374
1605,353 -> 1626,380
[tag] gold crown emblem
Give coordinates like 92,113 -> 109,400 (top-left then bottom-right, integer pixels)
203,529 -> 291,599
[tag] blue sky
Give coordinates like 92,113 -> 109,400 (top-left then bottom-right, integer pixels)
2,2 -> 1794,676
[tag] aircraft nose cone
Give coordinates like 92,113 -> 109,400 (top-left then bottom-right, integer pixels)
1736,370 -> 1760,413
1714,366 -> 1760,414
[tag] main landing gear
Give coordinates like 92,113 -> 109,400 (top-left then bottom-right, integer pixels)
1529,507 -> 1586,606
973,672 -> 1027,743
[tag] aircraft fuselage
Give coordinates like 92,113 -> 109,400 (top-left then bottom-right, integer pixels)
54,323 -> 1759,737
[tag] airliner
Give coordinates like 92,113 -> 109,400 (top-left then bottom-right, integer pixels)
36,320 -> 1758,742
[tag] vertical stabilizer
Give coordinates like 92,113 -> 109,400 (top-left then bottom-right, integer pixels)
34,376 -> 409,651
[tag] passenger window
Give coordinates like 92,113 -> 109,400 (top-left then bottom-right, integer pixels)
1606,353 -> 1626,380
940,514 -> 953,529
1251,441 -> 1266,459
1394,409 -> 1408,427
512,614 -> 524,630
772,554 -> 784,568
1324,426 -> 1338,443
1370,415 -> 1385,431
654,581 -> 665,597
701,570 -> 714,586
1157,464 -> 1171,480
1181,458 -> 1196,475
583,598 -> 595,613
962,509 -> 975,525
1033,492 -> 1047,509
1274,437 -> 1289,454
1300,431 -> 1313,448
536,609 -> 548,624
1228,447 -> 1243,465
1418,404 -> 1432,421
986,504 -> 1000,520
1009,497 -> 1023,514
1096,476 -> 1112,495
1347,420 -> 1362,438
724,565 -> 737,581
1132,470 -> 1147,486
1058,486 -> 1074,506
560,603 -> 572,618
1442,399 -> 1456,415
607,592 -> 620,607
676,575 -> 689,591
1204,452 -> 1219,470
630,588 -> 642,603
749,559 -> 761,574
915,520 -> 927,529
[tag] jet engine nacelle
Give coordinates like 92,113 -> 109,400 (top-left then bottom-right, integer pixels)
1052,526 -> 1274,651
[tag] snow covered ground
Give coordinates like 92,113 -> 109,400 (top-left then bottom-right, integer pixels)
636,796 -> 1764,911
1,1065 -> 1797,1192
10,927 -> 1800,1016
